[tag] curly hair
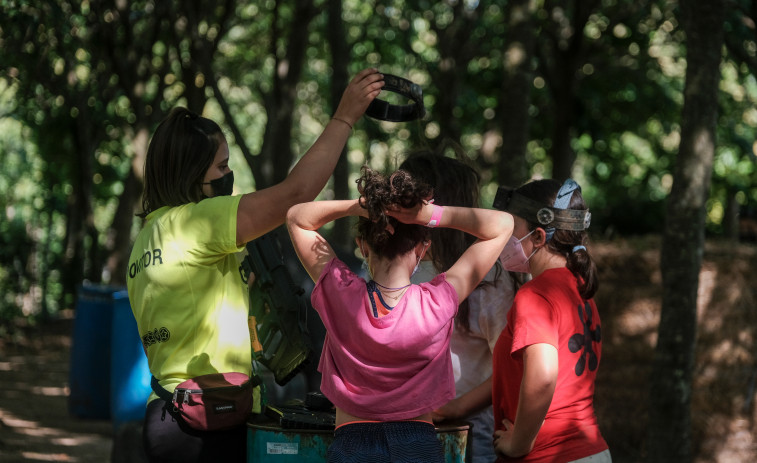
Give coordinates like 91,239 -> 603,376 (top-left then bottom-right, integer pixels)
355,167 -> 432,260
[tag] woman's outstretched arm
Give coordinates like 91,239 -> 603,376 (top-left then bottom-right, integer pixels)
236,69 -> 383,246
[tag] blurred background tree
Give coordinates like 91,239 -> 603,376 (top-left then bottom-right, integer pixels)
2,1 -> 757,460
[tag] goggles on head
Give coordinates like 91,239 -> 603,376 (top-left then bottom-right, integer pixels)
492,183 -> 591,232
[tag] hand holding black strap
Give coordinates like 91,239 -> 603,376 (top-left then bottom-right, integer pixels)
366,74 -> 426,122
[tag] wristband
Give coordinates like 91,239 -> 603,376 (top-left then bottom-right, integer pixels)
426,204 -> 444,228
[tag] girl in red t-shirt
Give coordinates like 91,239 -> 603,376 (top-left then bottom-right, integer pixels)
491,179 -> 611,463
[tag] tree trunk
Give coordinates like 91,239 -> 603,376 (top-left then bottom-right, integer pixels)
72,102 -> 103,284
497,0 -> 535,187
723,189 -> 740,242
90,0 -> 178,287
429,1 -> 479,144
62,114 -> 97,301
258,0 -> 317,188
104,156 -> 144,286
647,0 -> 724,461
538,0 -> 599,181
327,0 -> 352,252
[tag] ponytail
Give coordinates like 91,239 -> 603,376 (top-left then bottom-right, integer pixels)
566,242 -> 598,300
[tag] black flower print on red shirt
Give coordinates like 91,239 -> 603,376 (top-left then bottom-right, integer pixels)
568,301 -> 601,376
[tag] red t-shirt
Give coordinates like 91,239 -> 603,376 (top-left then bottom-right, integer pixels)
492,267 -> 608,462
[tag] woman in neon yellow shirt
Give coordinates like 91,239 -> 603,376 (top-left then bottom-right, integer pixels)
128,69 -> 383,463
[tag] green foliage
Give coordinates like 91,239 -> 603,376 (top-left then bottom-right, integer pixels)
2,0 -> 757,323
0,100 -> 65,323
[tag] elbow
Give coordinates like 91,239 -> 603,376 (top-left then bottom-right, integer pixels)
492,211 -> 514,243
285,177 -> 320,206
285,204 -> 300,228
534,377 -> 557,398
500,212 -> 514,235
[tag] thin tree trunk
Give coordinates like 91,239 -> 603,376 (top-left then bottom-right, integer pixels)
647,0 -> 724,461
258,0 -> 317,188
105,165 -> 143,286
497,0 -> 535,187
429,1 -> 479,144
327,0 -> 352,251
723,189 -> 740,241
538,0 -> 598,181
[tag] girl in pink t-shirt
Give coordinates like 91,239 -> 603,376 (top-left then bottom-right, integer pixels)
286,167 -> 513,463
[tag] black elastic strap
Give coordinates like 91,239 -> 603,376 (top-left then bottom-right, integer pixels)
366,74 -> 425,122
151,376 -> 174,403
150,374 -> 263,403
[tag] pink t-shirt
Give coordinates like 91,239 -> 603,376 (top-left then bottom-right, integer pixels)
311,258 -> 459,421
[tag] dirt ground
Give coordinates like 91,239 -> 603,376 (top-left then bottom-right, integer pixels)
0,316 -> 113,462
0,237 -> 756,463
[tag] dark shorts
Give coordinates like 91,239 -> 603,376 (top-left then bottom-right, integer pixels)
142,398 -> 246,463
328,421 -> 444,463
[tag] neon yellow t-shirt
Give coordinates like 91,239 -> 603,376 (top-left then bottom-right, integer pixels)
126,195 -> 250,402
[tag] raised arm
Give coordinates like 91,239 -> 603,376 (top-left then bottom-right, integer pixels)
286,199 -> 368,282
236,69 -> 383,246
387,202 -> 513,303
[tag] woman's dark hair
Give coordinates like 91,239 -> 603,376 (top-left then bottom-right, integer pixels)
355,167 -> 432,260
516,179 -> 599,300
398,141 -> 497,331
399,141 -> 480,273
139,107 -> 225,217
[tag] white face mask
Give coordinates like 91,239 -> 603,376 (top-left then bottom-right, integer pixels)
499,229 -> 537,273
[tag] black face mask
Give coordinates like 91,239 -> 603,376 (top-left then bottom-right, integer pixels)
205,171 -> 234,197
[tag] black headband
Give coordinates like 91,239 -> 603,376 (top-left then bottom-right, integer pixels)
365,74 -> 426,122
493,186 -> 591,231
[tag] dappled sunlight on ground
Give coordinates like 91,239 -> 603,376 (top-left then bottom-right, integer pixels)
0,315 -> 112,463
0,238 -> 755,462
592,238 -> 757,463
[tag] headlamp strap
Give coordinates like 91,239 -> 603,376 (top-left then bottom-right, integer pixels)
492,183 -> 591,232
554,179 -> 580,210
365,74 -> 425,122
546,179 -> 581,240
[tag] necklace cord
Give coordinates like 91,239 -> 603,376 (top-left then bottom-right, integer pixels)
372,280 -> 411,291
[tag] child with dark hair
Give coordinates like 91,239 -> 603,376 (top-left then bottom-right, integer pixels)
400,144 -> 516,463
492,179 -> 610,463
286,166 -> 514,463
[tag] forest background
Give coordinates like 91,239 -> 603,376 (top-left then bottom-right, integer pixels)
1,0 -> 756,462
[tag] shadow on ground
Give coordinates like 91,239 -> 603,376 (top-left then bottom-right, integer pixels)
1,238 -> 756,462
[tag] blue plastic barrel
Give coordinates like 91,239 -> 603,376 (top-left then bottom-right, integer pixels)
109,289 -> 151,430
68,285 -> 116,419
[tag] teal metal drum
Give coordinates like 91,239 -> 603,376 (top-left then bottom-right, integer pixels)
435,422 -> 471,463
247,420 -> 333,462
247,419 -> 470,462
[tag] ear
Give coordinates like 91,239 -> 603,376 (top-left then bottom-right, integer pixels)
531,228 -> 548,247
355,237 -> 367,258
415,240 -> 430,258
